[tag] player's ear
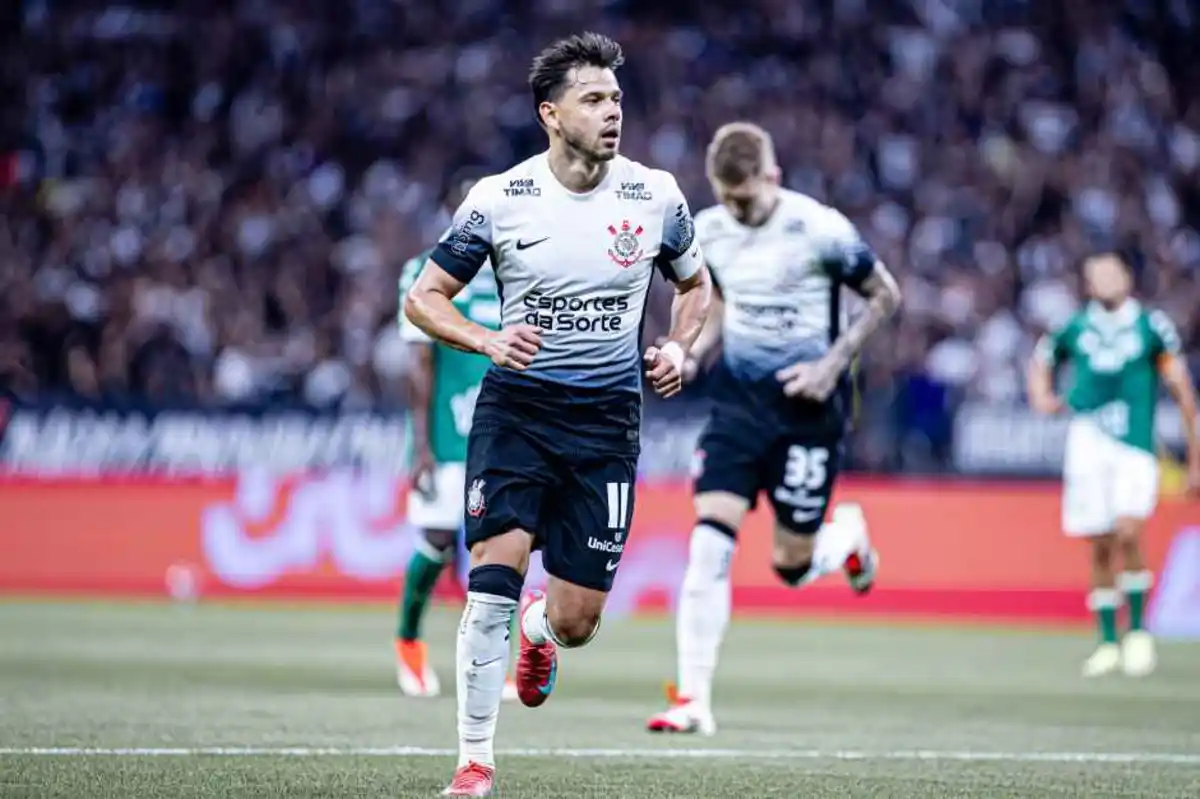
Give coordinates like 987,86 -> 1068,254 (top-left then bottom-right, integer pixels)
764,165 -> 782,186
538,101 -> 559,132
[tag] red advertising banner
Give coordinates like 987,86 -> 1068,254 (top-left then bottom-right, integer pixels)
1,474 -> 1196,623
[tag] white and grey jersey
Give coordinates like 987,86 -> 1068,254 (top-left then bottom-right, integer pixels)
696,189 -> 874,386
431,153 -> 703,398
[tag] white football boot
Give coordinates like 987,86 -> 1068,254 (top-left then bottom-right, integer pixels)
831,503 -> 879,594
646,696 -> 718,737
1082,643 -> 1122,677
1121,631 -> 1157,677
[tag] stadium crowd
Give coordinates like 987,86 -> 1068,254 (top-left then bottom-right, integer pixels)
2,0 -> 1199,469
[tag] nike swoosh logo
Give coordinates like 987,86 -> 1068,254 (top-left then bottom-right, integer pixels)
515,237 -> 549,251
605,559 -> 619,572
471,656 -> 503,668
538,660 -> 558,695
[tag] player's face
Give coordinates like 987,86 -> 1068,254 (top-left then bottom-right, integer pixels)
711,175 -> 778,226
545,66 -> 622,162
1084,256 -> 1132,305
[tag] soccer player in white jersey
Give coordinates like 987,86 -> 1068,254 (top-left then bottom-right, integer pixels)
645,123 -> 902,736
404,33 -> 712,797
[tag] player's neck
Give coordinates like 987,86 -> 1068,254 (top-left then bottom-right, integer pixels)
546,145 -> 609,194
748,191 -> 782,228
1095,296 -> 1131,313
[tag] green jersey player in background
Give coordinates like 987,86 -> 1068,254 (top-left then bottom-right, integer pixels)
393,180 -> 517,702
1027,252 -> 1200,679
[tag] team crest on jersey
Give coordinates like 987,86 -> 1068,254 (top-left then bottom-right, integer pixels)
466,478 -> 486,518
607,220 -> 644,268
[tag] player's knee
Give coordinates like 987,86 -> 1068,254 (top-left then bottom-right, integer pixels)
468,528 -> 533,572
546,605 -> 602,648
1113,517 -> 1144,545
544,586 -> 604,648
423,528 -> 457,553
1090,535 -> 1117,568
771,532 -> 815,586
772,561 -> 813,587
692,492 -> 747,533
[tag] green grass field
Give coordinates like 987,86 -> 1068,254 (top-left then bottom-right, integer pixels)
1,599 -> 1199,797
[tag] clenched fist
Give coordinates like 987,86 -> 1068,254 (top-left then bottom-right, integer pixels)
483,325 -> 541,370
644,341 -> 686,398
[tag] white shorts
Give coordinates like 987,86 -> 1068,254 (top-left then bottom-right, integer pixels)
1062,418 -> 1158,537
407,462 -> 467,531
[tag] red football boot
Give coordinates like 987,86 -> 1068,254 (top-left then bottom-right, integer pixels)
514,590 -> 558,707
441,762 -> 495,797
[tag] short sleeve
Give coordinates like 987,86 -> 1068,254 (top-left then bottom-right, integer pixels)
1148,309 -> 1183,359
815,207 -> 875,291
398,255 -> 432,344
654,173 -> 703,283
430,180 -> 495,283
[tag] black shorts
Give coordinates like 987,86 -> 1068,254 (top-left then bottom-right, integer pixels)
463,371 -> 640,593
693,402 -> 844,535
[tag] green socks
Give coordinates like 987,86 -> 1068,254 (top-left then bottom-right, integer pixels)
1087,588 -> 1120,644
1118,571 -> 1154,632
398,541 -> 450,641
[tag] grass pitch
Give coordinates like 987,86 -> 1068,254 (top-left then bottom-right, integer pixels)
1,599 -> 1199,797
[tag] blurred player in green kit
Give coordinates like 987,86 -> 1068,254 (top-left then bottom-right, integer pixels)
1027,252 -> 1200,678
394,178 -> 518,701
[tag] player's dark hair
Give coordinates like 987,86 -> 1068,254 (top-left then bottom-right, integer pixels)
529,32 -> 624,114
706,122 -> 774,185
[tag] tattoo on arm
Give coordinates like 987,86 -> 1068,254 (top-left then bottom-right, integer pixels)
830,264 -> 902,363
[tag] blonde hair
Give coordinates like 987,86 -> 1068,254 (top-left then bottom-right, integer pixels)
706,122 -> 777,184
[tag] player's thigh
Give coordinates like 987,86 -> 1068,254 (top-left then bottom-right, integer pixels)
541,452 -> 638,596
463,422 -> 552,571
693,414 -> 766,519
1111,444 -> 1159,531
1061,421 -> 1115,537
407,462 -> 467,532
765,431 -> 843,560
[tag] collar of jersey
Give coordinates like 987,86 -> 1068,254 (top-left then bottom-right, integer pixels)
1086,298 -> 1139,330
536,152 -> 616,199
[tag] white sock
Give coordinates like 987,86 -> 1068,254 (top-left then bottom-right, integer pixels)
794,515 -> 859,588
455,591 -> 517,768
676,524 -> 735,708
521,595 -> 552,645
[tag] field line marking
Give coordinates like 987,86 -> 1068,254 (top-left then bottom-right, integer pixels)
0,747 -> 1197,765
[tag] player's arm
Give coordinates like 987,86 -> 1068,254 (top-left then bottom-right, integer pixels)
777,213 -> 901,399
826,261 -> 901,369
1151,310 -> 1200,493
682,267 -> 724,367
646,183 -> 713,398
1026,331 -> 1066,415
403,184 -> 540,369
398,258 -> 438,490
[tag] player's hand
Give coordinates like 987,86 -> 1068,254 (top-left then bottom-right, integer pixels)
1030,391 -> 1063,415
410,448 -> 437,499
644,342 -> 686,398
776,353 -> 845,401
656,336 -> 699,383
483,325 -> 541,370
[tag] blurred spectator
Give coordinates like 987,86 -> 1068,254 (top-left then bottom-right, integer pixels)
2,0 -> 1198,470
